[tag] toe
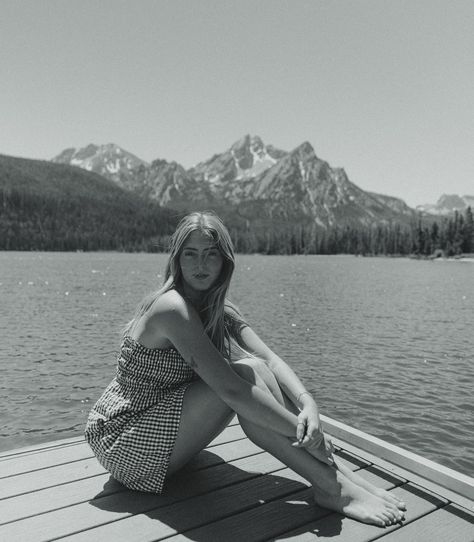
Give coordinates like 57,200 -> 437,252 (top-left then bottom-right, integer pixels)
387,502 -> 400,515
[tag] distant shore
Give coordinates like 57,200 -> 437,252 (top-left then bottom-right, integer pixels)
407,252 -> 474,262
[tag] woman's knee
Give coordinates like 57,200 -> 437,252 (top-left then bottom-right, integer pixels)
231,357 -> 267,382
231,357 -> 284,403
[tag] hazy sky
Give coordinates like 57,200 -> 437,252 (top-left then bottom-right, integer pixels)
1,0 -> 473,206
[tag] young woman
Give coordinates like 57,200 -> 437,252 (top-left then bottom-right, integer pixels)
85,211 -> 406,527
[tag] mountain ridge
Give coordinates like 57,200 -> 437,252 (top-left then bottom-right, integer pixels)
416,194 -> 474,216
51,136 -> 424,229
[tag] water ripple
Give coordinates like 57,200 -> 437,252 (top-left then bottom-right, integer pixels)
1,252 -> 473,476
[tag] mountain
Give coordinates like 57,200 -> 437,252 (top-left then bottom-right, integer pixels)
0,154 -> 176,251
52,136 -> 417,229
416,194 -> 474,216
187,137 -> 417,228
190,134 -> 287,185
367,192 -> 415,216
52,143 -> 148,192
130,158 -> 214,210
244,141 -> 416,227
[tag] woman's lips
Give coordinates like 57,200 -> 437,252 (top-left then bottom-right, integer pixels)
194,273 -> 209,279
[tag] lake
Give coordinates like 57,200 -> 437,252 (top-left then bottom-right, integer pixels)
1,251 -> 473,477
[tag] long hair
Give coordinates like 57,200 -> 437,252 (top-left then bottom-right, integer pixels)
124,211 -> 245,360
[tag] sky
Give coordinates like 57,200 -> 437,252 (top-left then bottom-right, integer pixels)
1,0 -> 473,207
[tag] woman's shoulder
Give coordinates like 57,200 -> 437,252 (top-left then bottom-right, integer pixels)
224,300 -> 248,333
151,289 -> 186,313
149,289 -> 196,325
224,299 -> 245,319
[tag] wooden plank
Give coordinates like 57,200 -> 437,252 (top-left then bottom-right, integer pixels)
276,482 -> 448,541
334,450 -> 371,472
334,449 -> 373,471
0,417 -> 240,462
347,464 -> 406,490
166,463 -> 403,541
0,473 -> 115,525
5,420 -> 471,542
0,433 -> 259,501
330,435 -> 474,511
0,430 -> 366,540
52,449 -> 368,541
0,451 -> 283,526
379,503 -> 474,542
170,486 -> 321,541
322,415 -> 474,501
0,449 -> 283,541
0,421 -> 243,479
206,423 -> 246,446
60,466 -> 310,542
0,457 -> 106,500
2,443 -> 365,528
0,436 -> 84,460
0,442 -> 94,478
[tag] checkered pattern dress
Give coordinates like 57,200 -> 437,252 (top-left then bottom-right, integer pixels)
85,335 -> 197,493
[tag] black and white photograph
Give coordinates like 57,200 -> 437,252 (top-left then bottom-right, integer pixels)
1,0 -> 473,540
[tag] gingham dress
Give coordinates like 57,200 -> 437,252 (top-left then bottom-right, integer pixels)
85,335 -> 197,493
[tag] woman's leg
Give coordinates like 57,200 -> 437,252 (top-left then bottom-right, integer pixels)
332,458 -> 407,510
231,358 -> 405,527
235,359 -> 405,509
167,379 -> 234,475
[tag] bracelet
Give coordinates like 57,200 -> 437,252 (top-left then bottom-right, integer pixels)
297,391 -> 312,403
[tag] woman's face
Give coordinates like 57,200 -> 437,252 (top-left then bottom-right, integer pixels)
179,230 -> 224,294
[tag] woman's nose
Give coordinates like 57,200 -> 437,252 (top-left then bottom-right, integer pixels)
197,255 -> 206,270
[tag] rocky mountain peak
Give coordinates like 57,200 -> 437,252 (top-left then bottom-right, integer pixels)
288,141 -> 319,165
50,137 -> 419,229
190,134 -> 285,185
74,143 -> 100,160
437,194 -> 466,208
230,134 -> 265,155
416,193 -> 474,215
229,134 -> 277,175
52,143 -> 149,191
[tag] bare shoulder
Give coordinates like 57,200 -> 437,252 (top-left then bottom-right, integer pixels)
225,299 -> 245,319
150,289 -> 197,327
154,289 -> 186,313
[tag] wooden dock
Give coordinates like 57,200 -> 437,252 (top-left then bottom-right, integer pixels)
1,417 -> 473,541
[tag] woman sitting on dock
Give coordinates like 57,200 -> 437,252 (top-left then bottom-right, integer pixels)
85,211 -> 406,527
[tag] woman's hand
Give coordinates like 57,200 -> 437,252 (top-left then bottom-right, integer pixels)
291,406 -> 335,466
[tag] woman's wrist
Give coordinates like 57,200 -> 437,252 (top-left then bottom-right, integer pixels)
297,391 -> 317,407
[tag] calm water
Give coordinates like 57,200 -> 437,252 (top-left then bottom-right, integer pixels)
1,252 -> 473,476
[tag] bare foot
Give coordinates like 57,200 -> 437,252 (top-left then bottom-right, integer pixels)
314,472 -> 405,527
371,486 -> 407,511
334,460 -> 407,511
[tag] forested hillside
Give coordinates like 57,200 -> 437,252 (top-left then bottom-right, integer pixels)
1,154 -> 472,256
0,155 -> 178,251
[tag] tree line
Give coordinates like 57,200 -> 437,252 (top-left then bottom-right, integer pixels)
0,186 -> 178,252
1,184 -> 472,256
228,207 -> 474,257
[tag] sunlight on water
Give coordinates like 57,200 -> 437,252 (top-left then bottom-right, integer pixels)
0,252 -> 473,476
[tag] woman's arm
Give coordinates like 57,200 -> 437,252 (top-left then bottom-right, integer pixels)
147,291 -> 300,439
239,325 -> 334,463
239,325 -> 317,410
